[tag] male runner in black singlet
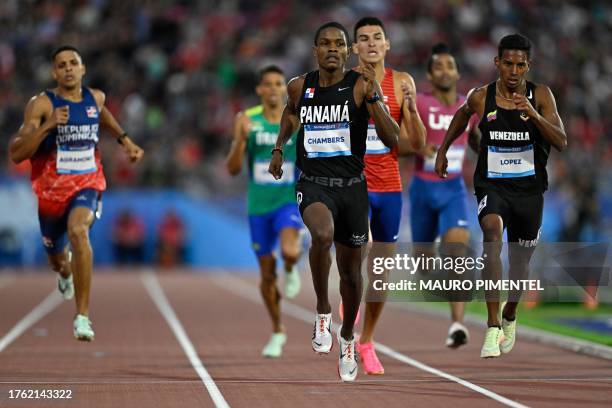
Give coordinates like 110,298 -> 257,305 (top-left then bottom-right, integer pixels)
435,34 -> 566,358
268,22 -> 399,381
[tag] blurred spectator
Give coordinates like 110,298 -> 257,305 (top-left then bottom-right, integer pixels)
157,209 -> 185,268
0,1 -> 609,238
112,209 -> 145,265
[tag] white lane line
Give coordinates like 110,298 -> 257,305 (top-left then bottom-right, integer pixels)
141,272 -> 230,408
0,291 -> 63,353
0,377 -> 610,385
0,377 -> 612,385
214,273 -> 529,408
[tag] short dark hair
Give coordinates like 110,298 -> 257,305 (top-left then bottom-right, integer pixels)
353,17 -> 386,42
427,43 -> 451,73
51,45 -> 82,62
314,22 -> 350,45
258,65 -> 284,83
498,34 -> 531,58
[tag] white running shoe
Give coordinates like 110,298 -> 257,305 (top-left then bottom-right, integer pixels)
500,317 -> 516,354
446,321 -> 469,349
262,332 -> 287,358
311,313 -> 332,353
337,327 -> 358,382
57,274 -> 74,300
480,327 -> 503,358
73,314 -> 94,342
284,266 -> 301,299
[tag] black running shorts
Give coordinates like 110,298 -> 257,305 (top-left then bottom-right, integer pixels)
475,187 -> 543,245
296,174 -> 369,248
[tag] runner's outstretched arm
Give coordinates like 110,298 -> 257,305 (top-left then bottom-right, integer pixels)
98,105 -> 144,163
269,76 -> 302,180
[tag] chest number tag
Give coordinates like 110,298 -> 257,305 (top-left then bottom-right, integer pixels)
487,145 -> 535,178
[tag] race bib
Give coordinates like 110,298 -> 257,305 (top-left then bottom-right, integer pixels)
56,145 -> 97,174
253,161 -> 295,185
487,145 -> 535,178
424,145 -> 465,173
304,123 -> 351,158
365,124 -> 389,155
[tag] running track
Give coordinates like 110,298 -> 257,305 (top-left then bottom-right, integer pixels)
0,270 -> 610,407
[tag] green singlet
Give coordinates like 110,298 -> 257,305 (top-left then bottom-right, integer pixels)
245,105 -> 297,215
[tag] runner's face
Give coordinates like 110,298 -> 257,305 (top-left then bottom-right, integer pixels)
314,28 -> 348,70
353,25 -> 389,64
256,72 -> 286,107
52,51 -> 85,89
427,53 -> 459,92
495,50 -> 530,91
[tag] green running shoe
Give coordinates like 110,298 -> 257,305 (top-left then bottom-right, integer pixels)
480,327 -> 503,358
73,314 -> 94,342
262,332 -> 287,358
500,317 -> 516,354
284,266 -> 301,299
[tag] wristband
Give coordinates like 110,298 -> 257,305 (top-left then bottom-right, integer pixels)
271,147 -> 283,156
117,132 -> 128,145
366,92 -> 380,104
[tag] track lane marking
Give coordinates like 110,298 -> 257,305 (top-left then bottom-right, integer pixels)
0,291 -> 63,353
142,272 -> 230,408
214,273 -> 529,408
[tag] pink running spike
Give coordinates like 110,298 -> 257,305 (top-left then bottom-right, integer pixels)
357,342 -> 384,375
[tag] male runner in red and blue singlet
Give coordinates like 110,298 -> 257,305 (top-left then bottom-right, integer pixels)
411,43 -> 480,348
10,46 -> 144,341
352,17 -> 426,375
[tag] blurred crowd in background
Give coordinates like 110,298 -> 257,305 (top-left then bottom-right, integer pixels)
0,0 -> 610,243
